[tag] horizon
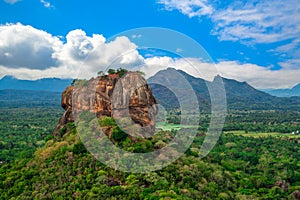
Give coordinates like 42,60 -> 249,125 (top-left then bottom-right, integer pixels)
1,67 -> 300,92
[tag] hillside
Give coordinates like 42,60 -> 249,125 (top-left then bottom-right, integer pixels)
1,118 -> 300,199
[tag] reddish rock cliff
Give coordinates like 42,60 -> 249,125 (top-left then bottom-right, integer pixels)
53,72 -> 158,137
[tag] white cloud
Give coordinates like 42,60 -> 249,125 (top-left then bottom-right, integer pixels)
0,65 -> 78,80
55,29 -> 144,78
132,34 -> 142,39
212,0 -> 300,44
279,59 -> 300,70
40,0 -> 53,8
0,23 -> 62,69
157,0 -> 214,17
176,48 -> 183,53
0,23 -> 144,80
272,39 -> 300,59
210,1 -> 300,73
4,0 -> 20,4
143,56 -> 217,81
215,61 -> 300,89
158,0 -> 300,44
157,0 -> 300,71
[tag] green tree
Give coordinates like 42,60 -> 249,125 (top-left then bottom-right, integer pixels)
108,69 -> 116,74
97,71 -> 105,76
117,68 -> 128,76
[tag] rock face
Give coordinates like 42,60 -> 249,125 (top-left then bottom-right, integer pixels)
53,72 -> 158,137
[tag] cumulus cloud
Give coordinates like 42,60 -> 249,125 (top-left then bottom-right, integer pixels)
157,0 -> 214,18
54,29 -> 144,79
0,23 -> 144,80
0,23 -> 62,69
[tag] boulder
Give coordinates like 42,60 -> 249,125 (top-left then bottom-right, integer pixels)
53,72 -> 158,138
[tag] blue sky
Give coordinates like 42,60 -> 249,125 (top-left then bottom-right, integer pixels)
0,0 -> 299,89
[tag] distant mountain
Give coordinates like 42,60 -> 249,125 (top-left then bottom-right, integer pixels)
149,68 -> 300,111
263,83 -> 300,97
0,76 -> 72,92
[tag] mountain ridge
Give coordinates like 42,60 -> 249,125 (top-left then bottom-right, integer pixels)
0,76 -> 72,92
263,83 -> 300,97
149,68 -> 300,111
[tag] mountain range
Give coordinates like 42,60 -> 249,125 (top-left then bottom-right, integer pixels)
263,84 -> 300,97
0,76 -> 72,92
149,68 -> 300,111
1,69 -> 300,110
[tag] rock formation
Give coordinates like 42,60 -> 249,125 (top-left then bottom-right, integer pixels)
53,72 -> 158,138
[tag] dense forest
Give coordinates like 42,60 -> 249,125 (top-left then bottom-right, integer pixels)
0,117 -> 300,199
165,109 -> 300,134
0,107 -> 63,162
0,83 -> 300,199
0,90 -> 63,162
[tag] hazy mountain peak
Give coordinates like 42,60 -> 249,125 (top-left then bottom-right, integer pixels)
292,83 -> 300,90
0,76 -> 72,92
264,82 -> 300,97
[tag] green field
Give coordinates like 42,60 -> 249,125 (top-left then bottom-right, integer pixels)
157,123 -> 300,140
224,130 -> 300,138
156,122 -> 198,131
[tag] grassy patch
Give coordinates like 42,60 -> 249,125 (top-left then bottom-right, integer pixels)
156,122 -> 198,131
224,130 -> 300,138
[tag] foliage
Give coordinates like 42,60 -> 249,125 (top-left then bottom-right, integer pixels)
1,117 -> 300,199
106,68 -> 145,78
0,107 -> 62,162
107,68 -> 129,77
97,70 -> 105,76
136,70 -> 145,76
98,116 -> 117,127
166,109 -> 300,134
71,79 -> 88,88
116,68 -> 128,77
107,68 -> 116,75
